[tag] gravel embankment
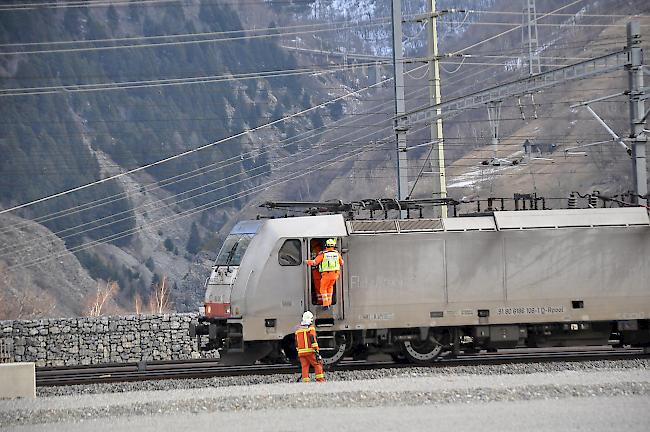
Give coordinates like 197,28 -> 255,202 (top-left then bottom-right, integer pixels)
0,359 -> 649,431
37,357 -> 650,396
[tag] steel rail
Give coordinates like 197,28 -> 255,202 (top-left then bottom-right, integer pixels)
35,347 -> 646,387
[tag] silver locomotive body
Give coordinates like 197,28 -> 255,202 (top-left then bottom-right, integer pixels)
190,208 -> 650,364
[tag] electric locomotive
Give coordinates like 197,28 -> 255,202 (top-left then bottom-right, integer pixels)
190,204 -> 650,365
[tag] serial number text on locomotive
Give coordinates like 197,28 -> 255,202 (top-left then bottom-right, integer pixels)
496,306 -> 565,316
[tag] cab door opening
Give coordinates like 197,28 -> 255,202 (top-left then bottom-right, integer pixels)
308,237 -> 348,364
308,238 -> 338,307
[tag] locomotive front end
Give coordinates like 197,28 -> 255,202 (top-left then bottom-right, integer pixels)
189,220 -> 261,351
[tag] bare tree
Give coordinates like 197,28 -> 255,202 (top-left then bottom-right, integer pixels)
133,291 -> 143,315
0,265 -> 10,319
148,275 -> 172,314
86,281 -> 118,317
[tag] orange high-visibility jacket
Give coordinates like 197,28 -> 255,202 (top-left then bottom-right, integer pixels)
295,325 -> 319,356
306,248 -> 344,272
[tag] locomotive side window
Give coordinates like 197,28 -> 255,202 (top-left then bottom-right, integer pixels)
279,239 -> 302,266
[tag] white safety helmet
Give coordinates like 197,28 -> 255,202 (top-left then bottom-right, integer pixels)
301,311 -> 314,326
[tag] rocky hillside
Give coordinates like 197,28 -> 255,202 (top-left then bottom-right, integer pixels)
0,214 -> 97,318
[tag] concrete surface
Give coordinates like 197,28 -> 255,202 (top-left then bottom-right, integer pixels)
0,363 -> 35,399
5,396 -> 648,432
1,363 -> 649,430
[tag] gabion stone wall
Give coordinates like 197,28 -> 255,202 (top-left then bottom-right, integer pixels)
0,313 -> 213,367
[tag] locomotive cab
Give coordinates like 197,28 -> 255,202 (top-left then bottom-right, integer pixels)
190,215 -> 348,362
189,220 -> 262,352
204,220 -> 261,319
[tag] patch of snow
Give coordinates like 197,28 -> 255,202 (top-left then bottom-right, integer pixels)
447,163 -> 522,189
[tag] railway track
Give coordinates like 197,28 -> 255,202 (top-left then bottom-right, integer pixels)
36,347 -> 646,387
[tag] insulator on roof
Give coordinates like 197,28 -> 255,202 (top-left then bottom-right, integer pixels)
568,193 -> 577,209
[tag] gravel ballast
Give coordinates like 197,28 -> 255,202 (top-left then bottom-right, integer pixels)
1,359 -> 649,431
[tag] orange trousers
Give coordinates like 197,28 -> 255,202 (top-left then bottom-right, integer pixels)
299,353 -> 325,382
319,271 -> 339,307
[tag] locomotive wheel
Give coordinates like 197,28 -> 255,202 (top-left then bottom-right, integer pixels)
320,333 -> 349,366
402,336 -> 445,364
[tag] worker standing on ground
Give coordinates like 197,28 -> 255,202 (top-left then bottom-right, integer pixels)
295,311 -> 325,382
306,238 -> 343,310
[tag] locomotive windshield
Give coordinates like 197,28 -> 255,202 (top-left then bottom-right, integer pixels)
214,234 -> 254,266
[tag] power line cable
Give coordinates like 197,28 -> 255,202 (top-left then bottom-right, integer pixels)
0,0 -> 329,11
0,62 -> 427,232
0,21 -> 390,56
0,16 -> 389,48
468,10 -> 650,19
451,0 -> 587,56
6,139 -> 392,270
0,68 -> 391,216
3,87 -> 456,255
2,84 -> 441,254
0,60 -> 391,97
0,134 -> 394,256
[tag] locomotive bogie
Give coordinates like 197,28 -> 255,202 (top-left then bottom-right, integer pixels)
192,208 -> 650,364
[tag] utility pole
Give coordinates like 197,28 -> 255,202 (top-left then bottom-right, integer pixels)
487,101 -> 502,163
427,0 -> 447,217
375,61 -> 382,88
522,0 -> 541,76
627,22 -> 648,206
392,0 -> 409,209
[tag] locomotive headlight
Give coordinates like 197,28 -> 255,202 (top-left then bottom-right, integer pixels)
225,306 -> 231,315
206,305 -> 212,315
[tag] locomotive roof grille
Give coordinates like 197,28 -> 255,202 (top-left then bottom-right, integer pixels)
397,219 -> 444,232
349,220 -> 398,233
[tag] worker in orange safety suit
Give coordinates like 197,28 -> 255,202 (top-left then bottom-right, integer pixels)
306,238 -> 343,310
310,240 -> 323,304
294,311 -> 325,382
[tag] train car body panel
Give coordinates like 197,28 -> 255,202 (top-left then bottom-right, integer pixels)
503,227 -> 650,301
445,231 -> 505,303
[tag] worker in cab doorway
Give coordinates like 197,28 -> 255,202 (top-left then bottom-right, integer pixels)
295,311 -> 325,382
306,238 -> 343,310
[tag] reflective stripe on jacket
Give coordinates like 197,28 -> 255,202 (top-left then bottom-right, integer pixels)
295,325 -> 319,355
318,250 -> 341,272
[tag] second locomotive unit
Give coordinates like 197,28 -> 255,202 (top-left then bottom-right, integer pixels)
190,206 -> 650,365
